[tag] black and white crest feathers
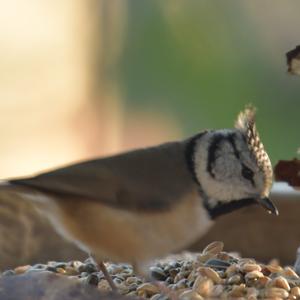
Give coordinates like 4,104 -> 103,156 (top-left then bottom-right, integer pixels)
235,106 -> 273,193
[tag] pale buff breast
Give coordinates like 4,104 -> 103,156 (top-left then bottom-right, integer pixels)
46,190 -> 213,265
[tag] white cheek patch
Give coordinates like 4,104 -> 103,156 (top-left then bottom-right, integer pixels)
193,132 -> 256,202
214,155 -> 239,180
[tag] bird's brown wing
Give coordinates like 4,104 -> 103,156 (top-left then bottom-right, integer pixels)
10,141 -> 196,211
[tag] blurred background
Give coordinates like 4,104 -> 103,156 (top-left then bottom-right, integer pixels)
1,1 -> 300,270
0,0 -> 299,178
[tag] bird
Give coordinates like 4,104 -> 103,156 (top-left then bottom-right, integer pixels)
0,106 -> 278,290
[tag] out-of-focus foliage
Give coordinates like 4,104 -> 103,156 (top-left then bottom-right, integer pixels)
113,1 -> 300,163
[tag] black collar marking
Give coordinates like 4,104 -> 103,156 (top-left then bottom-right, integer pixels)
205,198 -> 256,219
185,132 -> 256,220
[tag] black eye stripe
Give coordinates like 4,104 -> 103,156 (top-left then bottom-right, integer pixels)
241,164 -> 255,185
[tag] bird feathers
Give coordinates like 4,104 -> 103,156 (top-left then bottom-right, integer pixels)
10,141 -> 197,212
235,106 -> 273,195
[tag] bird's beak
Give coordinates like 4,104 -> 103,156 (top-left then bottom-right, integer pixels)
258,197 -> 279,216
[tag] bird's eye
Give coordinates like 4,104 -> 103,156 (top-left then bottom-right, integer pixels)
241,164 -> 254,181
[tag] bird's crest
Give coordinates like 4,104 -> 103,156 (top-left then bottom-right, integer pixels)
235,106 -> 273,192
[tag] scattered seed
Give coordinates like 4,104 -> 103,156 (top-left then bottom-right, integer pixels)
266,264 -> 283,273
179,289 -> 203,300
198,267 -> 222,284
137,283 -> 159,297
272,276 -> 290,291
193,276 -> 213,297
226,264 -> 239,277
240,263 -> 262,273
245,270 -> 264,280
3,241 -> 300,300
264,287 -> 289,298
210,284 -> 224,297
205,259 -> 231,269
291,286 -> 300,297
56,267 -> 66,274
227,274 -> 242,285
282,267 -> 299,278
216,252 -> 231,261
228,284 -> 247,297
197,253 -> 215,263
256,276 -> 271,288
202,241 -> 224,256
14,265 -> 30,274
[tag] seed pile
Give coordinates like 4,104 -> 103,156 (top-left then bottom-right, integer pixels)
1,241 -> 300,299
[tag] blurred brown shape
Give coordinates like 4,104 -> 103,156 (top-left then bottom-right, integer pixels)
286,46 -> 300,75
0,189 -> 85,270
1,189 -> 300,270
274,159 -> 300,189
0,272 -> 128,300
191,192 -> 300,265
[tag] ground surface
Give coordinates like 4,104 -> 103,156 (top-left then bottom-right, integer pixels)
1,242 -> 300,299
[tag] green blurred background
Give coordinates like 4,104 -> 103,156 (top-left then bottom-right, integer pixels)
0,0 -> 299,177
116,1 -> 300,162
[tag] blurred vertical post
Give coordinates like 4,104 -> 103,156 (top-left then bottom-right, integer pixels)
0,0 -> 126,178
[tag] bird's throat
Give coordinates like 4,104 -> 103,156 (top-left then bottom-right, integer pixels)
204,197 -> 256,219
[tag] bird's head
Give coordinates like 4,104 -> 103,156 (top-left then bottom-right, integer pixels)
190,106 -> 278,218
